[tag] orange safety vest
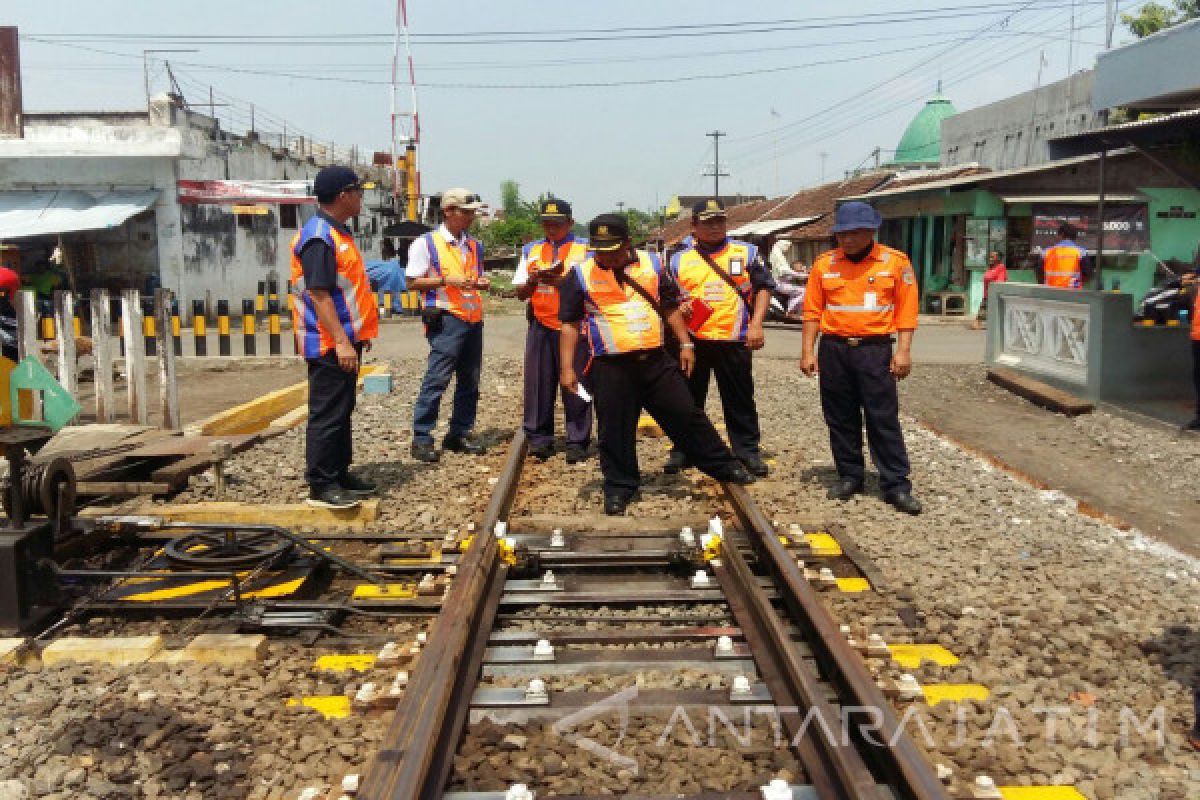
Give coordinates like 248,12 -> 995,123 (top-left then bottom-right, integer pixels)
522,236 -> 590,331
670,239 -> 757,341
1192,288 -> 1200,341
802,243 -> 920,337
420,230 -> 484,323
575,250 -> 664,357
1043,242 -> 1084,289
289,216 -> 379,359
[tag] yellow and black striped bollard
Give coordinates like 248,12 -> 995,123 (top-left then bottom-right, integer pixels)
192,300 -> 207,357
143,314 -> 156,356
255,281 -> 266,315
267,298 -> 282,356
39,313 -> 55,342
242,298 -> 257,356
217,300 -> 231,357
171,305 -> 182,357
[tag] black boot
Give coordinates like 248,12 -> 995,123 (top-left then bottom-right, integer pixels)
411,441 -> 440,463
884,491 -> 923,515
306,486 -> 361,509
443,434 -> 485,455
827,478 -> 863,501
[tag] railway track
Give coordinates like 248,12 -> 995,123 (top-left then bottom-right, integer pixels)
360,429 -> 950,800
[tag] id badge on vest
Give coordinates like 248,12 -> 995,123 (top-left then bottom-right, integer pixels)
863,292 -> 878,310
729,257 -> 744,276
623,301 -> 651,333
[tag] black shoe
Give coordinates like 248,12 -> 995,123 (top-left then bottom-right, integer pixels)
306,486 -> 361,510
714,464 -> 755,485
884,491 -> 923,515
1184,417 -> 1200,432
411,441 -> 440,463
664,450 -> 690,474
529,442 -> 554,461
565,444 -> 589,464
443,434 -> 485,455
827,478 -> 864,501
739,454 -> 769,477
604,494 -> 631,515
340,473 -> 377,495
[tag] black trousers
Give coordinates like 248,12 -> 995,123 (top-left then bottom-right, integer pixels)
591,348 -> 740,498
817,336 -> 911,494
305,344 -> 361,490
670,338 -> 762,461
1192,340 -> 1200,416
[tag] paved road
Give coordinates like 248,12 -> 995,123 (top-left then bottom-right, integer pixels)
370,313 -> 986,365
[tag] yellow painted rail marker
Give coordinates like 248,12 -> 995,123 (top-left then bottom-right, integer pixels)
314,654 -> 377,673
998,788 -> 1087,800
835,577 -> 871,593
804,532 -> 842,556
889,644 -> 960,669
921,684 -> 990,705
286,696 -> 352,719
352,583 -> 417,601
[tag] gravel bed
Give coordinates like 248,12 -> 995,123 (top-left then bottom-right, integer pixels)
450,715 -> 802,795
482,668 -> 749,692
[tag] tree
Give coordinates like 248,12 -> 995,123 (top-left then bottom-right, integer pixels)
1122,0 -> 1200,37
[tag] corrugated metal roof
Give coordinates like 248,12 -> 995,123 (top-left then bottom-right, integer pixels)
729,216 -> 822,237
0,189 -> 159,239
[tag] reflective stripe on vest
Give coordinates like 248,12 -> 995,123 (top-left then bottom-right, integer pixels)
577,251 -> 664,356
826,303 -> 895,312
289,217 -> 379,359
423,232 -> 484,323
1043,245 -> 1082,289
670,240 -> 755,341
525,237 -> 589,331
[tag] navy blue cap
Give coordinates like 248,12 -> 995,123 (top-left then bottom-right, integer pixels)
312,166 -> 361,201
589,213 -> 630,252
832,201 -> 882,233
540,198 -> 572,220
692,197 -> 727,220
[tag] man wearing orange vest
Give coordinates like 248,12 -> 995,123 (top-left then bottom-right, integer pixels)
514,198 -> 593,462
1184,269 -> 1200,431
406,188 -> 491,462
290,166 -> 380,509
666,198 -> 775,477
559,214 -> 753,515
800,202 -> 922,515
1041,223 -> 1086,289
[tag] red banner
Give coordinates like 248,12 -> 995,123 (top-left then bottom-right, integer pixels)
177,179 -> 315,205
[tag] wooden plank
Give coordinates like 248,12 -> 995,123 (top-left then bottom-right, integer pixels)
121,290 -> 148,425
52,290 -> 78,423
986,367 -> 1094,416
154,288 -> 180,430
76,481 -> 172,496
123,433 -> 259,459
90,290 -> 115,424
149,453 -> 214,488
80,498 -> 380,530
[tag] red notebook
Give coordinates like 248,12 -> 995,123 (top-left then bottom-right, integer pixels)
686,298 -> 715,333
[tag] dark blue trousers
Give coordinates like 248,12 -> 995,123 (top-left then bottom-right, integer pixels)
523,320 -> 593,448
305,344 -> 361,490
817,336 -> 912,494
412,314 -> 483,445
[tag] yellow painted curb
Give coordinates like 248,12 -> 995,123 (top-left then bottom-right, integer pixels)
187,364 -> 385,436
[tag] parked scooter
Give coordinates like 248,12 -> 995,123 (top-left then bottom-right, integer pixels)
767,265 -> 807,324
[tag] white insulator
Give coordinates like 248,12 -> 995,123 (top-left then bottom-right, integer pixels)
679,526 -> 696,546
972,775 -> 1002,799
416,631 -> 428,644
935,764 -> 953,783
690,570 -> 711,589
506,784 -> 535,800
839,624 -> 852,636
342,773 -> 361,793
789,523 -> 802,533
443,532 -> 457,545
708,516 -> 724,536
532,639 -> 555,661
730,674 -> 753,698
354,682 -> 378,703
715,635 -> 735,656
446,565 -> 458,577
494,521 -> 508,536
525,678 -> 549,702
897,673 -> 922,700
298,790 -> 322,800
818,567 -> 837,587
550,529 -> 565,548
377,641 -> 399,661
760,778 -> 793,800
542,570 -> 557,587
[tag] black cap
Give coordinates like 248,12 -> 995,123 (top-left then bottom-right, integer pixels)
692,197 -> 727,220
540,198 -> 572,220
312,166 -> 361,202
588,213 -> 630,252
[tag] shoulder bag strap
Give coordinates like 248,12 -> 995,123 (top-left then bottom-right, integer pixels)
696,250 -> 753,310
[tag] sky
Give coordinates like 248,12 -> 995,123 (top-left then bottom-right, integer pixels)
11,0 -> 1141,221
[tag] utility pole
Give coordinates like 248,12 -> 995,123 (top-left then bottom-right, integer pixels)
819,151 -> 828,184
142,49 -> 196,109
703,130 -> 729,198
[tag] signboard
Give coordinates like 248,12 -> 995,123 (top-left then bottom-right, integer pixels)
965,217 -> 1007,268
231,204 -> 270,216
178,179 -> 315,205
1031,203 -> 1148,253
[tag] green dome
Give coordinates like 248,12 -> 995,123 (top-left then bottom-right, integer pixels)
891,90 -> 957,165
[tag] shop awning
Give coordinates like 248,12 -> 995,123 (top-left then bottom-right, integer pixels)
0,190 -> 160,240
728,215 -> 821,237
999,193 -> 1145,205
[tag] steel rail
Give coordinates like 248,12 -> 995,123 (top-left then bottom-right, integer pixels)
722,483 -> 950,800
359,430 -> 528,800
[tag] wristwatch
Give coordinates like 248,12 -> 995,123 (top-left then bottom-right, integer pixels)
680,342 -> 695,349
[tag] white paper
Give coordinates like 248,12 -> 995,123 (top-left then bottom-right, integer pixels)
573,385 -> 593,404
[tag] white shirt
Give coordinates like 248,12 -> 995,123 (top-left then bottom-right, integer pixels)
405,224 -> 473,279
512,236 -> 581,287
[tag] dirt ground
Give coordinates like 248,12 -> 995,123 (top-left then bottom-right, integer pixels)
899,364 -> 1199,559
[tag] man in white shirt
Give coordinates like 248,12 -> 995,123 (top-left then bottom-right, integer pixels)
406,188 -> 490,462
